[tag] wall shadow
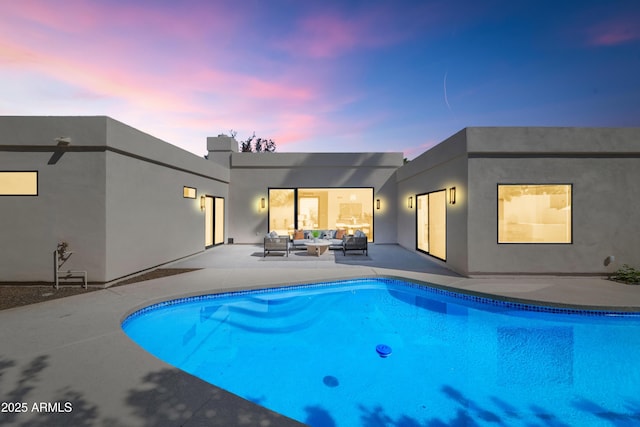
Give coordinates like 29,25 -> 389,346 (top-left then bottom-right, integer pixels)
304,405 -> 337,427
0,354 -> 303,426
124,367 -> 305,427
0,355 -> 103,427
352,384 -> 640,427
3,353 -> 638,426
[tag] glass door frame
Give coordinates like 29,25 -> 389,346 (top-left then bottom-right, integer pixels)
204,195 -> 225,249
415,189 -> 447,261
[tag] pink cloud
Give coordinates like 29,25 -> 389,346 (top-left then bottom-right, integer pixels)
0,2 -> 321,116
270,113 -> 326,146
272,1 -> 452,59
0,1 -> 238,41
237,76 -> 316,103
586,15 -> 640,47
0,2 -> 371,154
288,14 -> 367,58
274,6 -> 413,58
402,140 -> 440,160
0,42 -> 38,65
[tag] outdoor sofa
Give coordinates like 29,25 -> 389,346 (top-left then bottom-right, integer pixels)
291,229 -> 368,255
291,229 -> 346,250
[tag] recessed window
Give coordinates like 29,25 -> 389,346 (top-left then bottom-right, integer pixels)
183,186 -> 197,199
498,184 -> 572,243
0,171 -> 38,195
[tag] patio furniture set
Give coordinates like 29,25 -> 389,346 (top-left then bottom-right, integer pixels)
263,229 -> 368,257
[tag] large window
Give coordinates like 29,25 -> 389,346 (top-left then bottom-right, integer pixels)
0,171 -> 38,195
269,188 -> 373,241
416,190 -> 447,260
498,184 -> 572,243
269,189 -> 295,236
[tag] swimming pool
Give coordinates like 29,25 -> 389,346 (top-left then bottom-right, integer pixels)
122,278 -> 640,426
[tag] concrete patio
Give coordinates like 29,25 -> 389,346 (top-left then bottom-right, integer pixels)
1,244 -> 639,426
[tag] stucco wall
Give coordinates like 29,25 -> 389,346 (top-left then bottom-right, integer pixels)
466,127 -> 640,275
0,117 -> 108,282
103,119 -> 229,282
3,117 -> 638,281
395,126 -> 640,276
0,117 -> 230,283
395,130 -> 469,275
225,152 -> 403,244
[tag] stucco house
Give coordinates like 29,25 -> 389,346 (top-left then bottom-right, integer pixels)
1,116 -> 638,284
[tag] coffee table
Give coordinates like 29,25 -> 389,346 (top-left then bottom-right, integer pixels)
304,240 -> 332,256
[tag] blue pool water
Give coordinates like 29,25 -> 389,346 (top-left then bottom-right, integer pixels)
122,278 -> 640,426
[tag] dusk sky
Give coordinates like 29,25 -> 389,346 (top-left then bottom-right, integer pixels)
1,1 -> 639,159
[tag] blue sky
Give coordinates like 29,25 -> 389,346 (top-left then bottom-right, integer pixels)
1,0 -> 638,158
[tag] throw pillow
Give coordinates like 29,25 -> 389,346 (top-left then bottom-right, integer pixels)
335,229 -> 346,239
293,230 -> 304,240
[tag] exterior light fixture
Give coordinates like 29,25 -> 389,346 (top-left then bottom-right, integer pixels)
376,199 -> 381,210
449,187 -> 456,205
260,197 -> 266,209
200,195 -> 206,211
408,196 -> 413,209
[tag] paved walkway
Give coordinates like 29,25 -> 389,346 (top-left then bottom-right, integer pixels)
1,244 -> 638,426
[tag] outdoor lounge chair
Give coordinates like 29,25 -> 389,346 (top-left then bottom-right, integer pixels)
264,234 -> 290,257
343,231 -> 368,256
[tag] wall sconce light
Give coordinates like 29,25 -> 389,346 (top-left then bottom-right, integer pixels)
376,199 -> 381,210
449,187 -> 456,205
260,197 -> 266,209
408,196 -> 413,209
200,195 -> 206,211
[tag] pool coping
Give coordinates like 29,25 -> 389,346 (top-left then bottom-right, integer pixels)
122,276 -> 640,327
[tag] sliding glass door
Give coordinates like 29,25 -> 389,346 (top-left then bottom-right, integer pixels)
416,190 -> 446,260
214,197 -> 225,245
205,196 -> 214,247
205,195 -> 225,248
417,194 -> 429,253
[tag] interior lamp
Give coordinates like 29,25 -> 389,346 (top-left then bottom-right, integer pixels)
260,197 -> 266,209
449,187 -> 456,205
408,196 -> 413,209
376,199 -> 381,210
200,195 -> 206,211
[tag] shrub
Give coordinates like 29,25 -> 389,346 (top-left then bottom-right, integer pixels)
610,264 -> 640,285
